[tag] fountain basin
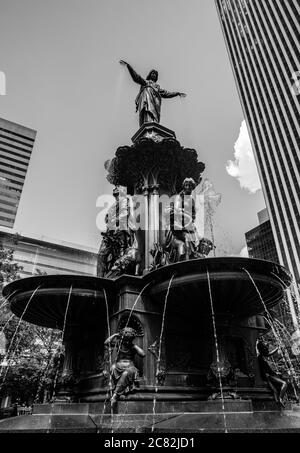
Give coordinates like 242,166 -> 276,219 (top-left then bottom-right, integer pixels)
1,257 -> 293,413
145,257 -> 292,317
3,258 -> 292,329
3,274 -> 114,329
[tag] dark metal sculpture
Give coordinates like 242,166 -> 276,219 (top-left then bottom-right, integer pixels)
120,60 -> 186,126
164,178 -> 200,263
207,336 -> 240,400
97,230 -> 117,277
198,238 -> 215,257
148,339 -> 167,386
207,359 -> 239,400
106,239 -> 142,278
106,139 -> 205,194
104,327 -> 146,408
149,243 -> 170,271
256,340 -> 287,407
97,186 -> 136,277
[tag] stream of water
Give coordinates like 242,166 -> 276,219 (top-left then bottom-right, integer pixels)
244,268 -> 299,403
151,274 -> 175,433
0,285 -> 41,385
207,270 -> 228,434
99,282 -> 151,433
46,285 -> 73,433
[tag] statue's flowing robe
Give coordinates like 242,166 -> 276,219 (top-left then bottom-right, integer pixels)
164,192 -> 200,262
135,80 -> 175,124
106,196 -> 135,235
111,343 -> 139,396
97,196 -> 135,276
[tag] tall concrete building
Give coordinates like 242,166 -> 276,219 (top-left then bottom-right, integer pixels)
0,118 -> 36,228
0,229 -> 97,278
215,0 -> 300,311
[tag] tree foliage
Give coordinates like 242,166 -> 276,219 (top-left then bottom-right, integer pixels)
0,244 -> 62,404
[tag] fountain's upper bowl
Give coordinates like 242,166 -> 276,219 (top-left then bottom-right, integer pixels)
2,257 -> 292,329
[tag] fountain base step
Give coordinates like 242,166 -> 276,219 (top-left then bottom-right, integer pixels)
32,400 -> 254,415
111,399 -> 254,414
145,411 -> 300,433
1,409 -> 300,433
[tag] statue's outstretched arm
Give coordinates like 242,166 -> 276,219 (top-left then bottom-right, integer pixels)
104,333 -> 119,345
134,344 -> 146,357
120,60 -> 146,86
160,89 -> 187,99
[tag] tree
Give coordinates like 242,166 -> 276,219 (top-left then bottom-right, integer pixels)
261,304 -> 300,403
0,244 -> 61,405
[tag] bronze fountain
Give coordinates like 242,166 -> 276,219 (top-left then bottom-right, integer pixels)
0,63 -> 297,433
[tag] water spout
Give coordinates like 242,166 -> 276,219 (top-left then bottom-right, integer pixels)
115,283 -> 151,359
207,270 -> 228,434
244,269 -> 299,403
271,271 -> 299,329
0,285 -> 41,385
51,285 -> 73,398
101,287 -> 114,432
47,285 -> 73,433
151,274 -> 175,433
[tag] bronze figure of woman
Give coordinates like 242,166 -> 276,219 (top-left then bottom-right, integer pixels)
120,60 -> 186,127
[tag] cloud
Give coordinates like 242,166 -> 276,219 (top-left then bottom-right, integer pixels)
226,120 -> 261,194
239,246 -> 249,258
227,246 -> 249,258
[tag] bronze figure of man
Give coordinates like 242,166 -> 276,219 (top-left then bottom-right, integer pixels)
120,60 -> 186,127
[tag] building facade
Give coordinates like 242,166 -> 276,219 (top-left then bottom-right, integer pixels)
246,209 -> 279,263
0,230 -> 97,278
0,118 -> 36,228
215,0 -> 300,309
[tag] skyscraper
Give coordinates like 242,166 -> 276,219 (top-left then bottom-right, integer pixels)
215,0 -> 300,310
0,118 -> 36,228
246,209 -> 279,263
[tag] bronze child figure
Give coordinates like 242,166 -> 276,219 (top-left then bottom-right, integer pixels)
104,327 -> 145,408
257,340 -> 287,408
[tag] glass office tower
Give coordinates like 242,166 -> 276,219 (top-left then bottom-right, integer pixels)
0,118 -> 36,228
215,0 -> 300,318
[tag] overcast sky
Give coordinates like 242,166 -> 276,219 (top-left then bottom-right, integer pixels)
0,0 -> 265,254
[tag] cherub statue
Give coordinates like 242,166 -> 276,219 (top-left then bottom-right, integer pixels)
257,339 -> 287,407
104,327 -> 145,408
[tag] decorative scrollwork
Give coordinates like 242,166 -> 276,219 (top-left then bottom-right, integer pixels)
106,139 -> 205,194
148,338 -> 167,386
117,315 -> 144,338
